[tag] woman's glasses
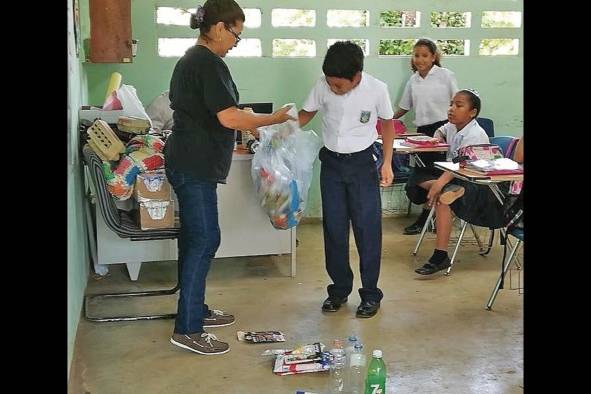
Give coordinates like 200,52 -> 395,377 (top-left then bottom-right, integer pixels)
225,25 -> 241,46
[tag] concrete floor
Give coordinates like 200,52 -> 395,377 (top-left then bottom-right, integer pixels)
69,218 -> 523,394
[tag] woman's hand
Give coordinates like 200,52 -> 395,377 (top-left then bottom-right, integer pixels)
272,106 -> 296,124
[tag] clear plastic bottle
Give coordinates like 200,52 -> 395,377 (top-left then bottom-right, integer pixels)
345,335 -> 359,357
349,343 -> 367,394
364,350 -> 386,394
327,339 -> 346,394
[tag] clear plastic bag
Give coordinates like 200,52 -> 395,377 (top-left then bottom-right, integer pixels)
251,104 -> 322,230
104,84 -> 152,126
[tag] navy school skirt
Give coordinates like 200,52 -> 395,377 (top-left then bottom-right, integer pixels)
405,169 -> 510,229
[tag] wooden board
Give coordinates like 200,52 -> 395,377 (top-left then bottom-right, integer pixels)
89,0 -> 132,63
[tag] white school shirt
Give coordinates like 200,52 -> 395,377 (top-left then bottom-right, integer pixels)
435,119 -> 490,161
398,65 -> 458,127
302,72 -> 394,154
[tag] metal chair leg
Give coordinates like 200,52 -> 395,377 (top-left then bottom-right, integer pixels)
486,239 -> 522,310
480,229 -> 495,256
505,237 -> 522,270
412,206 -> 436,256
84,284 -> 180,323
445,221 -> 468,276
469,224 -> 485,252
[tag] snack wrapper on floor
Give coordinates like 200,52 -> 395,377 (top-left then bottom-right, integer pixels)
237,331 -> 286,343
251,104 -> 322,229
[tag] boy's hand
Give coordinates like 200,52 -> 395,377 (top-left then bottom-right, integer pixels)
380,163 -> 394,187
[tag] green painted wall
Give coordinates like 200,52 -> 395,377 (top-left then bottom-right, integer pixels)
81,0 -> 523,217
68,0 -> 89,378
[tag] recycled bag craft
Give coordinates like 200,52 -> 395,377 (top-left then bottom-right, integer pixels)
102,134 -> 165,200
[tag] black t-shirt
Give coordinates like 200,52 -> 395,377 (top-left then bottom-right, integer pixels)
165,45 -> 239,183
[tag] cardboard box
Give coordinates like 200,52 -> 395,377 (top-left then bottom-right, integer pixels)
135,171 -> 171,201
80,105 -> 125,124
138,199 -> 175,230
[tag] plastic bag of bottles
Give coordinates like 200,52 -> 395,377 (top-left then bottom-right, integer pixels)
251,104 -> 322,230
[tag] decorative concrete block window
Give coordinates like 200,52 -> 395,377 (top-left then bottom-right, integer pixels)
378,39 -> 415,56
271,9 -> 316,27
431,11 -> 471,28
479,39 -> 519,55
327,39 -> 369,55
326,10 -> 369,27
156,7 -> 262,57
158,38 -> 262,57
156,7 -> 261,28
272,39 -> 316,57
437,39 -> 470,56
482,11 -> 521,28
380,11 -> 420,28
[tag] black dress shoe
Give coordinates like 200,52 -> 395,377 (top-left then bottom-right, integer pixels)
403,222 -> 424,235
414,257 -> 451,275
356,300 -> 380,318
322,296 -> 348,312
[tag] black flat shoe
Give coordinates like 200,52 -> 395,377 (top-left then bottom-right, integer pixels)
322,296 -> 348,312
356,300 -> 380,318
414,257 -> 451,275
403,222 -> 425,235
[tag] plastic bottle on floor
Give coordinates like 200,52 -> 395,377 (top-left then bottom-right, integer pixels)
327,339 -> 346,393
345,335 -> 359,357
349,343 -> 367,394
365,349 -> 386,394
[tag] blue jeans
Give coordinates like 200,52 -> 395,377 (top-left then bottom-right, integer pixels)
166,168 -> 220,335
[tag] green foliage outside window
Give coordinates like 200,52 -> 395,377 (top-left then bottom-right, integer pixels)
380,10 -> 418,27
431,12 -> 468,28
379,39 -> 414,56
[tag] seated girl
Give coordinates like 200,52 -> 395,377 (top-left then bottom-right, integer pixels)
405,89 -> 495,275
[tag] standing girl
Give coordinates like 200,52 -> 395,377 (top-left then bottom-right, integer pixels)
393,38 -> 459,235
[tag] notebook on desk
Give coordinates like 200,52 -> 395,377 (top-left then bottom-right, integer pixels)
401,141 -> 450,149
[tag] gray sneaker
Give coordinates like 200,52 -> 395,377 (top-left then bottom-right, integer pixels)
203,309 -> 235,328
170,332 -> 230,355
439,184 -> 465,205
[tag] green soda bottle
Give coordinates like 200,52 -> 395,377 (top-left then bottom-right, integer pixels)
364,350 -> 386,394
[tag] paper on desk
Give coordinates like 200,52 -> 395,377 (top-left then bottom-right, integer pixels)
435,161 -> 459,171
471,158 -> 519,170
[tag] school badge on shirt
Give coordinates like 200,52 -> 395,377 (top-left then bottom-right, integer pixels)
359,110 -> 371,123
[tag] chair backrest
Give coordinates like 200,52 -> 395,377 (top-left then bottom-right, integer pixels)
376,119 -> 407,135
477,117 -> 495,139
489,136 -> 518,158
506,138 -> 520,160
371,140 -> 411,183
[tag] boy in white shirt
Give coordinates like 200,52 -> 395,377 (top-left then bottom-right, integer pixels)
298,42 -> 396,318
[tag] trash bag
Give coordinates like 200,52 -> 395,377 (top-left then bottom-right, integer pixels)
251,104 -> 322,230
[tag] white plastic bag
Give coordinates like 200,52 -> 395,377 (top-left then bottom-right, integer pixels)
251,104 -> 322,230
114,84 -> 153,126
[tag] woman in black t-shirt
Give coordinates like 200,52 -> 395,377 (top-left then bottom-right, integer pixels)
165,0 -> 293,356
